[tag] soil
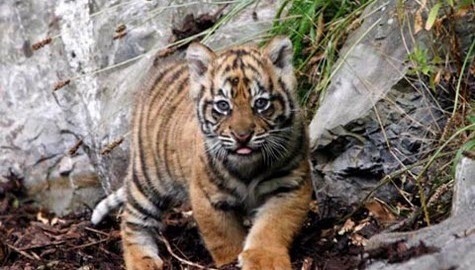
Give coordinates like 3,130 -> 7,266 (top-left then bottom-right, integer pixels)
0,174 -> 435,270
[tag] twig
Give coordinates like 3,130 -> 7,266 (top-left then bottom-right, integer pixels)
68,139 -> 84,156
5,243 -> 38,261
67,237 -> 111,250
100,137 -> 124,155
84,226 -> 112,236
157,234 -> 215,270
19,241 -> 66,251
382,208 -> 421,233
53,79 -> 71,91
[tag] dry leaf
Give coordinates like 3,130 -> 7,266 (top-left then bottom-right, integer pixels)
414,0 -> 427,34
365,200 -> 396,224
309,200 -> 319,213
37,211 -> 50,225
433,69 -> 442,85
338,218 -> 355,235
350,233 -> 368,246
414,11 -> 423,34
300,257 -> 313,270
354,220 -> 370,233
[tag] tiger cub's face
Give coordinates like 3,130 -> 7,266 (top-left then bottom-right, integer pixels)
186,37 -> 299,170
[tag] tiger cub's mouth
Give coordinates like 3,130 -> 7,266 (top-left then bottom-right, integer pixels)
235,146 -> 253,155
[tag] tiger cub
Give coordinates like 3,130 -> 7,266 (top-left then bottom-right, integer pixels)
92,36 -> 312,270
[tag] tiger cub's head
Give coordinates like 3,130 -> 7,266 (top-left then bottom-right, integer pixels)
186,37 -> 304,172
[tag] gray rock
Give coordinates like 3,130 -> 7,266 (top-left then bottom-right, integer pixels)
366,157 -> 475,270
308,0 -> 428,147
309,0 -> 454,207
0,0 -> 277,215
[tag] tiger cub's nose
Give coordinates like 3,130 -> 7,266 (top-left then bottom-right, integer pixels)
232,130 -> 253,143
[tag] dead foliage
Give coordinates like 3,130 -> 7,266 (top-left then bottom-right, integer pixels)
154,5 -> 228,63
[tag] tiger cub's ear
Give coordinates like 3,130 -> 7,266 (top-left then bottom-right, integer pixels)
186,42 -> 216,98
263,36 -> 296,92
263,36 -> 294,71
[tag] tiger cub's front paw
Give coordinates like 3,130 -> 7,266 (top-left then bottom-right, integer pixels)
124,251 -> 164,270
127,257 -> 163,270
238,248 -> 291,270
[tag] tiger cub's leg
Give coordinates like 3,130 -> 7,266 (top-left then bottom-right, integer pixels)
239,174 -> 312,270
121,209 -> 163,270
189,181 -> 247,266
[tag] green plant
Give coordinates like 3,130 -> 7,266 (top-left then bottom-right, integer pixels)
271,0 -> 374,103
452,112 -> 475,174
407,46 -> 436,77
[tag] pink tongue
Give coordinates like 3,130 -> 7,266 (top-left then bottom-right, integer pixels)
236,147 -> 252,155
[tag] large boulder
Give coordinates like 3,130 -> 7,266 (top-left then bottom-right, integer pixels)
0,0 -> 277,215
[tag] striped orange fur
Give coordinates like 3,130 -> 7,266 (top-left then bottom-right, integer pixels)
92,36 -> 312,270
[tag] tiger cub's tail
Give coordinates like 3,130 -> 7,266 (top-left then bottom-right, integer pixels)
91,186 -> 126,225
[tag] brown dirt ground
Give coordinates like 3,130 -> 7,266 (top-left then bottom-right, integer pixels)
1,174 -> 435,270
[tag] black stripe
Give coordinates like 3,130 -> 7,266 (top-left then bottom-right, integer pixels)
268,77 -> 274,93
240,52 -> 265,70
232,56 -> 240,69
277,78 -> 295,126
149,64 -> 186,105
135,83 -> 165,199
193,84 -> 205,102
203,152 -> 242,198
190,59 -> 207,76
156,193 -> 173,209
130,171 -> 162,211
209,79 -> 215,96
175,74 -> 189,93
261,122 -> 306,170
277,77 -> 291,95
137,127 -> 160,198
150,67 -> 174,92
126,205 -> 148,220
222,154 -> 266,182
255,81 -> 266,94
152,85 -> 186,180
131,170 -> 148,198
261,185 -> 301,199
275,123 -> 306,167
201,189 -> 240,212
229,48 -> 252,56
242,62 -> 260,75
124,221 -> 159,231
165,65 -> 188,84
259,169 -> 293,185
271,94 -> 286,111
276,115 -> 293,129
126,186 -> 161,221
160,90 -> 189,184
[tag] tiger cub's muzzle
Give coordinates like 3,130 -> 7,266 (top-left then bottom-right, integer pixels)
230,129 -> 254,155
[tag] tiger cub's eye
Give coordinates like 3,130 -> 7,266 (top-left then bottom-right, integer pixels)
215,100 -> 231,113
254,98 -> 270,111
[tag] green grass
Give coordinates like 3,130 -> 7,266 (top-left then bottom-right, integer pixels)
270,0 -> 375,103
269,0 -> 475,227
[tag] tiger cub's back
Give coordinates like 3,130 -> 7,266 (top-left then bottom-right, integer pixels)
126,59 -> 198,218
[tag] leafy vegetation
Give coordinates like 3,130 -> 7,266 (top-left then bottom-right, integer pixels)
271,0 -> 374,102
269,0 -> 474,229
386,1 -> 474,226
